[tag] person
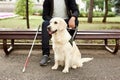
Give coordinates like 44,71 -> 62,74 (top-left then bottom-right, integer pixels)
40,0 -> 79,66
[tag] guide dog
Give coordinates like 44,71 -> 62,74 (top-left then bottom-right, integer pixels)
47,17 -> 93,73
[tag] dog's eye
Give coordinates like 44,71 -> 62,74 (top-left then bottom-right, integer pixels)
54,21 -> 58,24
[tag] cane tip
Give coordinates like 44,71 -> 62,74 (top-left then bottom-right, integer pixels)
22,68 -> 25,73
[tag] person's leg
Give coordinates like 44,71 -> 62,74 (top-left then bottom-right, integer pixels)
41,20 -> 51,56
40,20 -> 51,66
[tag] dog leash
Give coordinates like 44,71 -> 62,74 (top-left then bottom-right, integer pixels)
68,27 -> 78,46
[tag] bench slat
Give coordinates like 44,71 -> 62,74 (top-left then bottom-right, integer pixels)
1,31 -> 120,39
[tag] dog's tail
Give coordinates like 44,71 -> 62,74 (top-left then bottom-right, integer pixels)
81,57 -> 93,63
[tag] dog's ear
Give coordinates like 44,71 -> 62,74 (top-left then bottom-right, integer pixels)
58,19 -> 67,31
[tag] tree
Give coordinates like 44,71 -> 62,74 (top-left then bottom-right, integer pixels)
15,0 -> 34,19
26,0 -> 30,29
102,0 -> 108,23
88,0 -> 94,23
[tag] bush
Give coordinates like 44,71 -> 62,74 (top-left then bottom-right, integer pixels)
93,11 -> 104,17
38,9 -> 43,16
107,12 -> 116,17
79,11 -> 87,17
15,0 -> 34,18
79,11 -> 116,17
32,9 -> 43,16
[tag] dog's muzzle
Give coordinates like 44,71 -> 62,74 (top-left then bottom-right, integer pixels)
47,27 -> 57,35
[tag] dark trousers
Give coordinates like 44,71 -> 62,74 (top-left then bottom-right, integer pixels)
41,19 -> 79,56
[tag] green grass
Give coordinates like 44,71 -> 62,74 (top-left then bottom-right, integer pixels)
79,23 -> 120,30
78,17 -> 120,30
0,16 -> 43,30
0,16 -> 120,31
79,16 -> 120,23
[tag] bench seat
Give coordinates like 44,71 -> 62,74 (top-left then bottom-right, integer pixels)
0,29 -> 120,56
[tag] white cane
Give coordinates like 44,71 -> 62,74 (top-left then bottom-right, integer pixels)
22,25 -> 41,73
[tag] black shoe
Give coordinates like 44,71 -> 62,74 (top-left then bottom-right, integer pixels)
40,55 -> 51,66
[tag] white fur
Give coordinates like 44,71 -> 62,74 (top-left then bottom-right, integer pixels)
48,17 -> 93,73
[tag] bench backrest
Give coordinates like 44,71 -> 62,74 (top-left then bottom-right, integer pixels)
0,29 -> 120,39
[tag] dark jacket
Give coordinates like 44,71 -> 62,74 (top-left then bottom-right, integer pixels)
42,0 -> 79,21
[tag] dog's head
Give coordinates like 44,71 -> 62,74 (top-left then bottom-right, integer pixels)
47,17 -> 67,34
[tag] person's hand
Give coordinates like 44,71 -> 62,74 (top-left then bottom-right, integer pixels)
68,16 -> 76,29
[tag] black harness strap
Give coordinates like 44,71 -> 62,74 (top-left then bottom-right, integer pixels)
68,28 -> 78,46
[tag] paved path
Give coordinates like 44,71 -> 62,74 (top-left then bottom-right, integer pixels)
0,49 -> 120,80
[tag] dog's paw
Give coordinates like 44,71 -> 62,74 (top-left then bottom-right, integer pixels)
78,63 -> 83,68
52,66 -> 58,70
72,65 -> 77,69
62,69 -> 69,73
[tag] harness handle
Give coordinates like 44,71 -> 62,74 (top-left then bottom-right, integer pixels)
67,27 -> 78,46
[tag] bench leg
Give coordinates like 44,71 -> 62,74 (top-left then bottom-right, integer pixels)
104,39 -> 119,54
3,39 -> 14,56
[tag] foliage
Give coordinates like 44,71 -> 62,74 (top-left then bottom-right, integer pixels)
79,11 -> 115,17
15,0 -> 34,18
82,0 -> 114,11
107,12 -> 116,17
93,11 -> 104,17
38,9 -> 43,15
79,11 -> 87,17
114,0 -> 120,15
32,9 -> 43,16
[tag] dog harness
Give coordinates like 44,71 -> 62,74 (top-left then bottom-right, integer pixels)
68,28 -> 78,46
69,38 -> 74,46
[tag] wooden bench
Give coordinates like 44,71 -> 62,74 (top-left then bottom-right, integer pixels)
0,28 -> 120,56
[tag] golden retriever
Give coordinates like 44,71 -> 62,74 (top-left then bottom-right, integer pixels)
47,17 -> 93,73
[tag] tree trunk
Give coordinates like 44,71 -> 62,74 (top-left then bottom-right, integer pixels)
88,0 -> 94,23
26,0 -> 30,29
102,0 -> 108,23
